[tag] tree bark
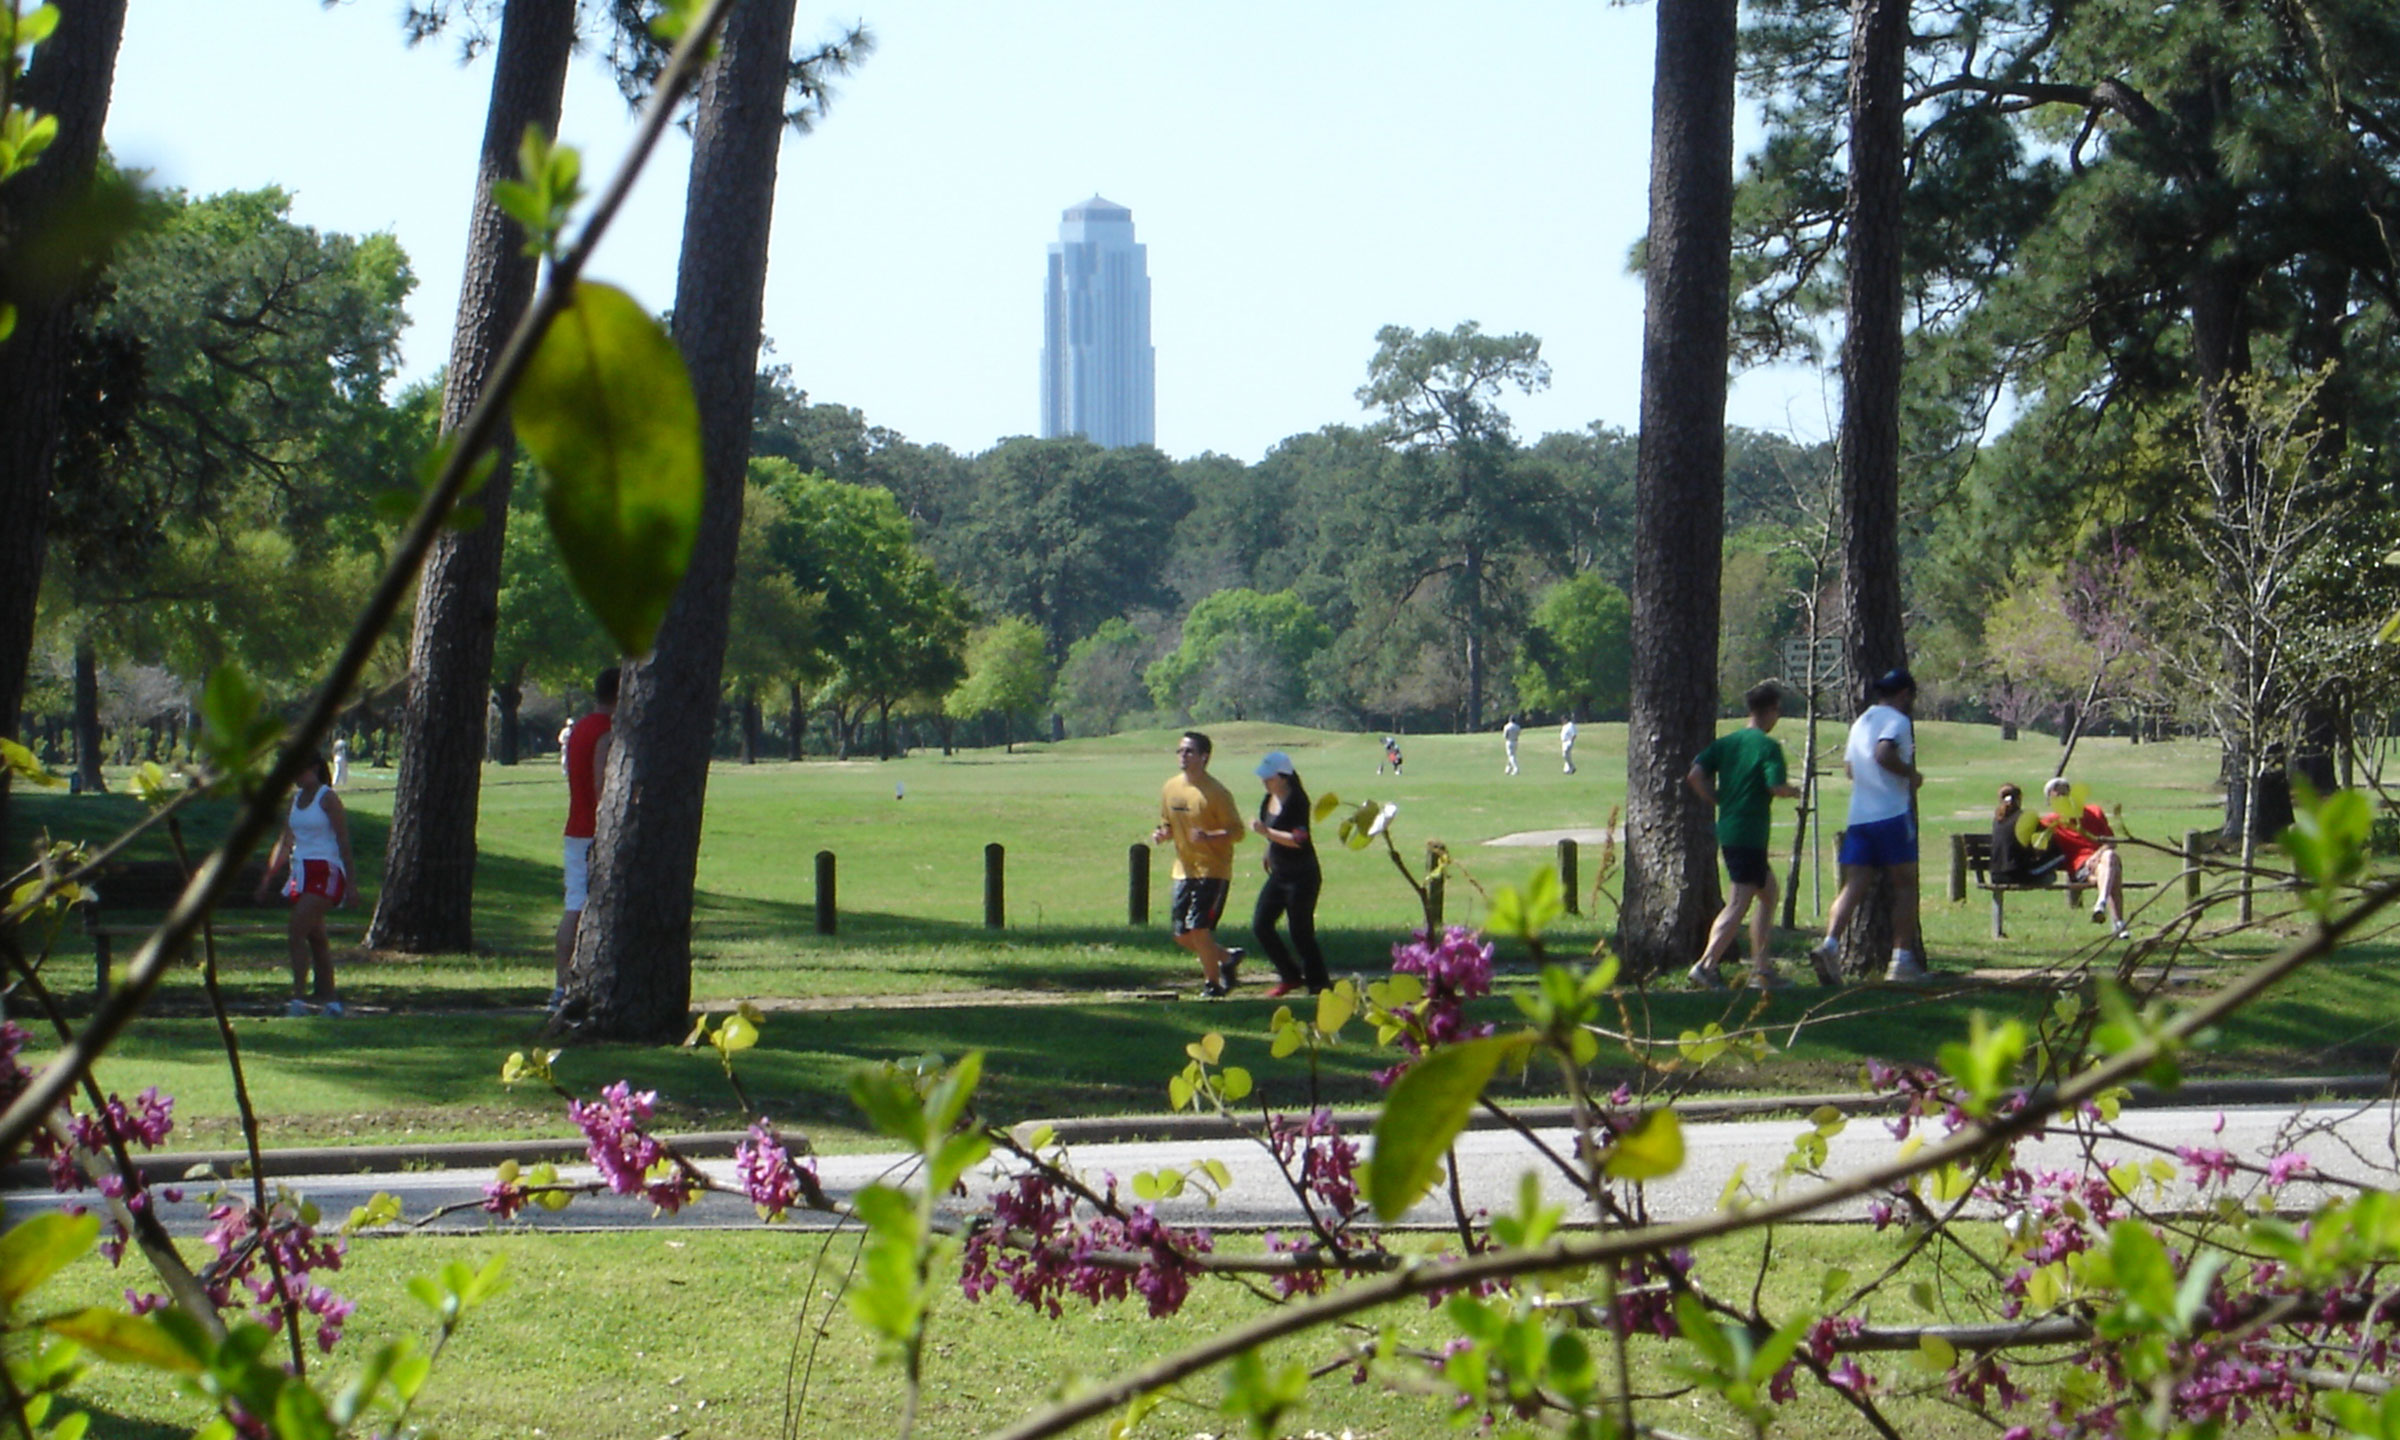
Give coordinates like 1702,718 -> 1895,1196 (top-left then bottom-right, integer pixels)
573,0 -> 797,1041
0,0 -> 127,834
1831,0 -> 1913,975
786,681 -> 805,760
1619,0 -> 1738,976
370,0 -> 575,953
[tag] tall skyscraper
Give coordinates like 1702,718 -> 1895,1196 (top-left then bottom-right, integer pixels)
1041,196 -> 1155,449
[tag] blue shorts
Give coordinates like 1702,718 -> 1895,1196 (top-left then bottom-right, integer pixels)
1839,814 -> 1917,868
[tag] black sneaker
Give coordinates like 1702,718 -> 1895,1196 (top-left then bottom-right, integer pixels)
1200,980 -> 1229,1000
1221,948 -> 1245,988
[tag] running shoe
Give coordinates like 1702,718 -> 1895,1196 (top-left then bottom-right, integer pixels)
1687,960 -> 1726,990
1808,938 -> 1844,988
1884,953 -> 1931,985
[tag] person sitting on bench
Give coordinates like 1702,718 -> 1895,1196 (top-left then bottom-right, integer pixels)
2041,776 -> 2129,939
1991,784 -> 2066,887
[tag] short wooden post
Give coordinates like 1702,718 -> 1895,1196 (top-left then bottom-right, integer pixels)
984,843 -> 1006,930
2184,829 -> 2204,902
1425,843 -> 1445,931
1557,838 -> 1580,915
814,850 -> 837,936
1948,832 -> 1968,904
1127,843 -> 1150,926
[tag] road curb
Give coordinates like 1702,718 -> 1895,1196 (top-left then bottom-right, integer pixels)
10,1075 -> 2385,1193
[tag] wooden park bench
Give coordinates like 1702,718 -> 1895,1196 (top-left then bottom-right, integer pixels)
73,858 -> 359,999
1948,831 -> 2158,939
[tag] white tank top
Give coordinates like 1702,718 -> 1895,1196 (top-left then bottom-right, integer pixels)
289,787 -> 342,867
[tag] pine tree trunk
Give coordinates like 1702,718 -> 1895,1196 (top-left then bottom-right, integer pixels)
371,0 -> 575,953
492,676 -> 524,766
787,682 -> 806,760
1619,0 -> 1737,976
1835,0 -> 1912,976
0,0 -> 127,834
71,639 -> 106,794
574,0 -> 797,1041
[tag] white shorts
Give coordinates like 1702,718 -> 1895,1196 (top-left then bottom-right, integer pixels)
563,837 -> 593,911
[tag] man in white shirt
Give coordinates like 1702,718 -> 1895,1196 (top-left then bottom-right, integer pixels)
1560,718 -> 1579,774
1502,716 -> 1522,775
1808,668 -> 1926,985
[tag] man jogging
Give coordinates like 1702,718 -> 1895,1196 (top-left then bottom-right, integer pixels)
1687,681 -> 1802,989
1152,731 -> 1246,997
1809,667 -> 1927,985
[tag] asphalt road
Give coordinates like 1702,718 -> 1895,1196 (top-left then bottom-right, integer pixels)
13,1102 -> 2392,1237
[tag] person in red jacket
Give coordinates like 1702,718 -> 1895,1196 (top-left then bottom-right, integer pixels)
2041,776 -> 2128,939
556,667 -> 618,1006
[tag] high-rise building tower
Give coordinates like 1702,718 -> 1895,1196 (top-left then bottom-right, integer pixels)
1041,196 -> 1155,449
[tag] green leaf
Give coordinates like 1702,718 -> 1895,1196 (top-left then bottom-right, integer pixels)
1485,865 -> 1565,942
1,1212 -> 99,1307
43,1308 -> 203,1374
513,280 -> 703,656
1368,1036 -> 1510,1221
274,1378 -> 339,1440
1602,1108 -> 1685,1181
849,1065 -> 929,1149
196,663 -> 278,780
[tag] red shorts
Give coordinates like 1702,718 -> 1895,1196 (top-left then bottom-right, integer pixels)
285,860 -> 348,903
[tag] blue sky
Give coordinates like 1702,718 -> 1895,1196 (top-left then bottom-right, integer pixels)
108,1 -> 1826,461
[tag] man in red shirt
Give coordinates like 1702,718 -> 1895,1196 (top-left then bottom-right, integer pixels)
2041,776 -> 2128,939
556,667 -> 618,1006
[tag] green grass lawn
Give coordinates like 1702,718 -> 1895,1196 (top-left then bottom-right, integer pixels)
40,1225 -> 2038,1440
8,722 -> 2385,1151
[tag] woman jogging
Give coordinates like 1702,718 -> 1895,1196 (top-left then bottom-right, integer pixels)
256,750 -> 356,1017
1249,751 -> 1331,997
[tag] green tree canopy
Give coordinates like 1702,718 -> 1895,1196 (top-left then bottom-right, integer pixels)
1146,588 -> 1333,723
1515,573 -> 1633,721
945,616 -> 1051,749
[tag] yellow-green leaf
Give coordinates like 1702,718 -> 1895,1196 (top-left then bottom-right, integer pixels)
513,280 -> 702,656
1602,1108 -> 1685,1181
1315,982 -> 1357,1036
0,736 -> 62,788
43,1308 -> 202,1374
0,1212 -> 98,1307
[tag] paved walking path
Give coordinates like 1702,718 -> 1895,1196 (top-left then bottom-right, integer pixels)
13,1101 -> 2389,1238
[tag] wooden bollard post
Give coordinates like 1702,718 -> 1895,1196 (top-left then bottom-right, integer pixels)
1557,837 -> 1580,914
984,842 -> 1006,930
1127,843 -> 1150,926
2184,829 -> 2204,902
1425,842 -> 1445,931
814,850 -> 837,936
1949,832 -> 1969,904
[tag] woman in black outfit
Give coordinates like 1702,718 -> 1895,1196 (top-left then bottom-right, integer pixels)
1250,751 -> 1332,997
1991,783 -> 2065,885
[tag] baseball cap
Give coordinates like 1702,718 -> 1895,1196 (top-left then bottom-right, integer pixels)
1874,667 -> 1916,695
1254,751 -> 1296,778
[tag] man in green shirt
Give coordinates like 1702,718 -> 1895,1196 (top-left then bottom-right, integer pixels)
1686,681 -> 1802,988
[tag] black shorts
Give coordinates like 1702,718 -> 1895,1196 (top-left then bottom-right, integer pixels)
1721,846 -> 1770,888
1170,878 -> 1230,936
